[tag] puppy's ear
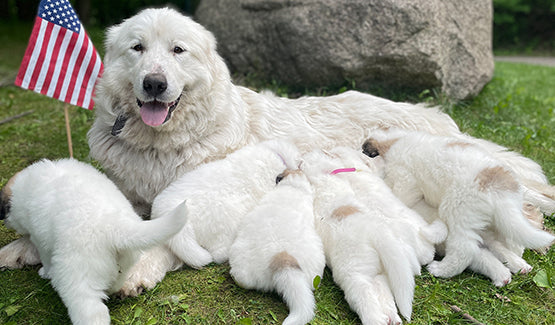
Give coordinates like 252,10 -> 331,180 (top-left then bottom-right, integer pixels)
362,139 -> 380,158
362,138 -> 398,158
0,172 -> 19,220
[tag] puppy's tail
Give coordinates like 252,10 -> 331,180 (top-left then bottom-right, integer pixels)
118,201 -> 188,250
271,253 -> 316,325
373,231 -> 415,321
493,196 -> 554,250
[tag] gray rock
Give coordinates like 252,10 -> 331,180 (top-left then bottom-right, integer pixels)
195,0 -> 494,99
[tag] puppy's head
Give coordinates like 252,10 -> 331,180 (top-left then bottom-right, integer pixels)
362,138 -> 396,158
0,173 -> 19,220
362,129 -> 402,158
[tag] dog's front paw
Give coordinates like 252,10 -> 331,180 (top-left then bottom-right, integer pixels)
116,246 -> 181,298
0,237 -> 41,269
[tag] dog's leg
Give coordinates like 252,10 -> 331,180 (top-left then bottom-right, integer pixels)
335,271 -> 393,325
483,237 -> 532,275
330,250 -> 394,325
373,274 -> 403,325
61,288 -> 111,325
0,236 -> 40,269
117,245 -> 183,297
427,217 -> 482,278
427,190 -> 490,279
468,247 -> 512,287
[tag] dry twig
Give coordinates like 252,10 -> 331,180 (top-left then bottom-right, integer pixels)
450,305 -> 485,325
0,110 -> 34,126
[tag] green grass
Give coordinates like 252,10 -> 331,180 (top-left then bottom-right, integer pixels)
0,21 -> 554,324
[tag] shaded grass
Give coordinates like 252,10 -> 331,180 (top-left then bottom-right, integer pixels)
0,20 -> 554,324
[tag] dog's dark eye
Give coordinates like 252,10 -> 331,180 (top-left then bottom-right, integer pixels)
173,46 -> 185,54
132,44 -> 143,52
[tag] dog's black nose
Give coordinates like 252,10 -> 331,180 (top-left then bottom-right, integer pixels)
143,73 -> 167,97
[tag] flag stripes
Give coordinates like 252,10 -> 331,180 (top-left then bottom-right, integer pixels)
15,0 -> 103,110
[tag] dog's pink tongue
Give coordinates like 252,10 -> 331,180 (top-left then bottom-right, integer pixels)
140,101 -> 169,126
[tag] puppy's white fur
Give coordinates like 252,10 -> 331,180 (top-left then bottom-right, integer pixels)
363,129 -> 554,286
301,150 -> 417,324
325,146 -> 447,266
78,7 -> 554,294
229,169 -> 324,325
150,140 -> 302,269
0,159 -> 186,325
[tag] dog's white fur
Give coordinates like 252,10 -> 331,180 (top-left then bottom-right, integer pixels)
229,169 -> 324,325
150,140 -> 302,269
301,149 -> 421,324
10,7 -> 541,294
0,159 -> 186,325
362,129 -> 554,286
324,146 -> 448,266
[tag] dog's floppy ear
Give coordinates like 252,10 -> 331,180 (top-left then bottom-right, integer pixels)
362,137 -> 399,158
362,139 -> 380,158
0,174 -> 17,220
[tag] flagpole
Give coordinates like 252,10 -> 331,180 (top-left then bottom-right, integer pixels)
64,103 -> 74,158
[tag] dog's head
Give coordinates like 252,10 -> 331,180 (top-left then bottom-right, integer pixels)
0,173 -> 19,220
100,7 -> 229,129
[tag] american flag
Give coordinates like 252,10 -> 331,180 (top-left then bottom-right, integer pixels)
15,0 -> 103,110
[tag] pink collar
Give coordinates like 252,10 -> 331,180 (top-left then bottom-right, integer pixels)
330,167 -> 357,175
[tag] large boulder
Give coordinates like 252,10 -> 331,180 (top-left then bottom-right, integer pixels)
195,0 -> 494,99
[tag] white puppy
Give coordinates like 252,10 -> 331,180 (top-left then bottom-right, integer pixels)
325,146 -> 447,266
150,140 -> 303,270
301,150 -> 418,325
0,159 -> 186,325
229,168 -> 325,325
362,129 -> 554,286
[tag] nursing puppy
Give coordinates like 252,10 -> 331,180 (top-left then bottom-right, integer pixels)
149,140 -> 302,274
301,150 -> 417,325
362,129 -> 554,286
0,159 -> 186,325
325,146 -> 447,266
229,169 -> 325,325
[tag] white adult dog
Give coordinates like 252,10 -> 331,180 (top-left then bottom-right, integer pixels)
145,140 -> 302,291
362,129 -> 555,286
301,149 -> 419,325
0,159 -> 186,325
6,7 -> 553,294
229,168 -> 325,325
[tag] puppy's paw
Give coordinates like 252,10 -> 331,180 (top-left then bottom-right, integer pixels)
117,282 -> 144,298
116,246 -> 180,298
492,274 -> 512,287
38,266 -> 50,279
427,261 -> 456,278
0,237 -> 41,269
516,264 -> 533,275
388,313 -> 402,325
117,268 -> 160,298
506,259 -> 533,275
490,266 -> 512,287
